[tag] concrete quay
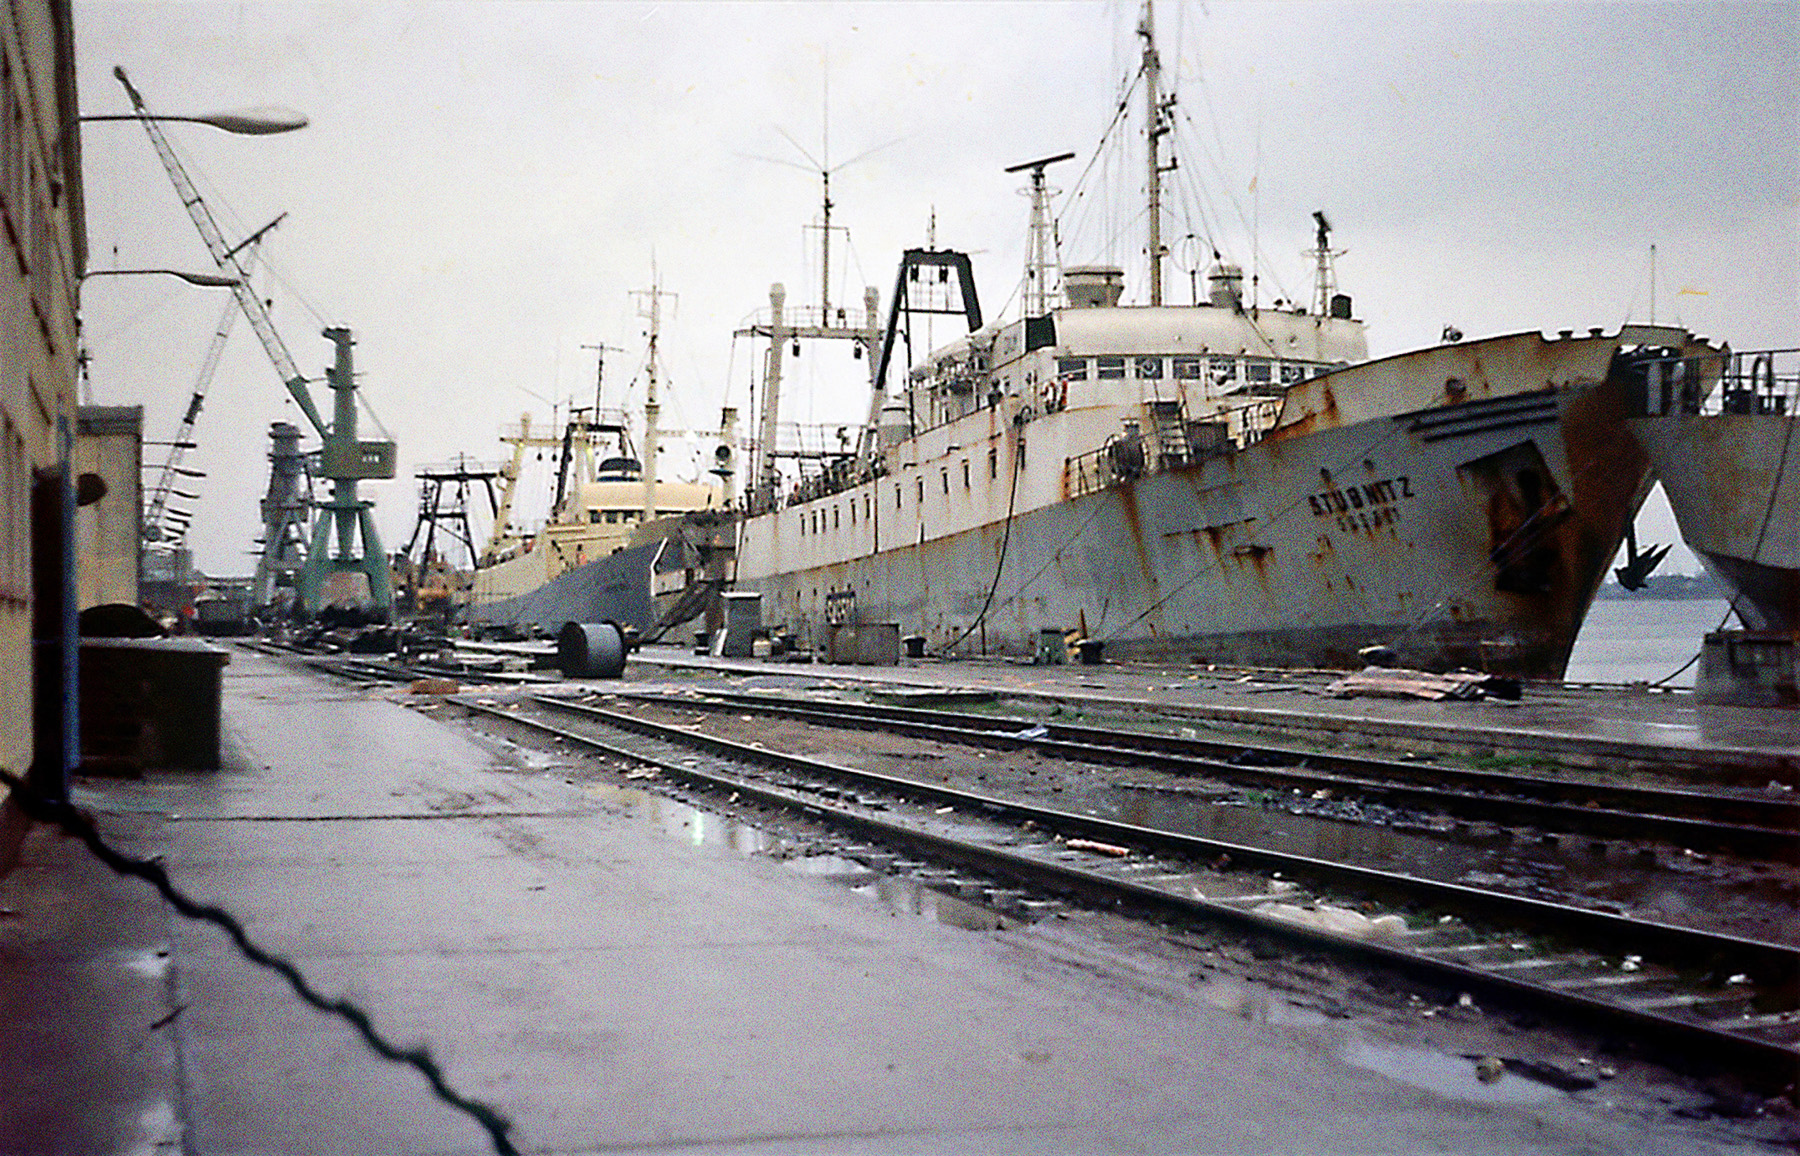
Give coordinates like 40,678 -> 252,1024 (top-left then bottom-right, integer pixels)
0,646 -> 1784,1154
636,649 -> 1800,784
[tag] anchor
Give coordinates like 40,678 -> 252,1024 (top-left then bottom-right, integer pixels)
1614,520 -> 1672,591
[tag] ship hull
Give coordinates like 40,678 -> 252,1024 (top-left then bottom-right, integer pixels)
469,541 -> 659,637
1630,412 -> 1800,632
739,336 -> 1665,679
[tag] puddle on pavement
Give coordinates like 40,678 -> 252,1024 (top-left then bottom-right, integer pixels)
118,947 -> 172,980
575,778 -> 1016,931
783,854 -> 876,882
1338,1036 -> 1562,1105
1211,974 -> 1569,1106
123,1100 -> 182,1156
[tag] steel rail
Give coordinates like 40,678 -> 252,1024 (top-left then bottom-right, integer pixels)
536,694 -> 1798,979
470,696 -> 1800,1085
624,689 -> 1798,861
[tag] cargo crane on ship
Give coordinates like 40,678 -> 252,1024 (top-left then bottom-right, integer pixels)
115,67 -> 396,619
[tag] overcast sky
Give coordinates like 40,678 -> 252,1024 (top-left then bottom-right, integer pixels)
73,1 -> 1798,577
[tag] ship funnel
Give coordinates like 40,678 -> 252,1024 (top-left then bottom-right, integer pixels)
1065,265 -> 1124,308
1207,264 -> 1245,310
878,399 -> 913,449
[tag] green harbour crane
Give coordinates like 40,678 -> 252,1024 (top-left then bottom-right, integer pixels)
114,67 -> 396,618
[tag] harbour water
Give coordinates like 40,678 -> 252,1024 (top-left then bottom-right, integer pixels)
1563,597 -> 1733,687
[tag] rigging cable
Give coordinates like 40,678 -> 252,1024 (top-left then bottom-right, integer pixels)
1098,417 -> 1413,643
937,420 -> 1028,657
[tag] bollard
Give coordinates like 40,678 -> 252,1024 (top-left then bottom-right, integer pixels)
557,621 -> 627,679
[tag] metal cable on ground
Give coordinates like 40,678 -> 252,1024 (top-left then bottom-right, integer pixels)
0,771 -> 518,1156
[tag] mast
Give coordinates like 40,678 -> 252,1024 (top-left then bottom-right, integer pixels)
820,169 -> 833,313
1140,2 -> 1174,307
632,275 -> 678,523
1006,151 -> 1075,317
1309,210 -> 1342,317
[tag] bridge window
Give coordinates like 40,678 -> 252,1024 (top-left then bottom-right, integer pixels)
1135,356 -> 1163,379
1173,356 -> 1203,381
1096,356 -> 1126,379
1057,357 -> 1088,381
1246,360 -> 1273,384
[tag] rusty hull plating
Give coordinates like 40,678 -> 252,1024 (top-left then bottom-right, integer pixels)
738,324 -> 1722,680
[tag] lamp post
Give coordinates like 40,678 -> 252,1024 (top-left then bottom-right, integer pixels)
33,92 -> 303,802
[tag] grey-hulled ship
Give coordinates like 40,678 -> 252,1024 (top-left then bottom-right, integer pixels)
1628,347 -> 1797,633
728,3 -> 1724,679
1627,347 -> 1796,704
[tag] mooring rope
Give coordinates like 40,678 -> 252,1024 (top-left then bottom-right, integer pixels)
0,770 -> 518,1155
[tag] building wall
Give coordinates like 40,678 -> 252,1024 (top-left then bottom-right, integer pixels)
1,0 -> 85,779
75,405 -> 141,609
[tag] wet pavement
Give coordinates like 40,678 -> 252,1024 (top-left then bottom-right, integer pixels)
0,647 -> 1785,1153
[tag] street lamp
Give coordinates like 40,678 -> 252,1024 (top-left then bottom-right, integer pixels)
79,107 -> 308,135
80,268 -> 241,288
86,66 -> 307,136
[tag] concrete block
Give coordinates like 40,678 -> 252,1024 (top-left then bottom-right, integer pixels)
79,638 -> 229,772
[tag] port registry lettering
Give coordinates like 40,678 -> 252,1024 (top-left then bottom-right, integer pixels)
1308,476 -> 1413,533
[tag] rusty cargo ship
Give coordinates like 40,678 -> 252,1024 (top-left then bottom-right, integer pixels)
729,5 -> 1723,679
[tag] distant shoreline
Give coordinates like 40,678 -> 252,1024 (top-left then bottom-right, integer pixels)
1592,573 -> 1722,601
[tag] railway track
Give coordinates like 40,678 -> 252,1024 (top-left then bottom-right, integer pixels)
614,687 -> 1799,863
466,692 -> 1800,1088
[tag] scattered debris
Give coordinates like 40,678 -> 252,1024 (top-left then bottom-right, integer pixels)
1325,666 -> 1520,701
1066,838 -> 1132,857
1252,901 -> 1407,940
409,677 -> 460,696
1464,1055 -> 1597,1092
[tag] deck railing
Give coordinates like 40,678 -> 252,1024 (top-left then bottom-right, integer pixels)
1636,347 -> 1797,417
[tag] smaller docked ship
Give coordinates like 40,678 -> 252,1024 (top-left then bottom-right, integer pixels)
467,285 -> 738,639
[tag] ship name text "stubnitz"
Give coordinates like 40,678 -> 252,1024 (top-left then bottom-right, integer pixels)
1308,476 -> 1413,518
